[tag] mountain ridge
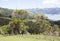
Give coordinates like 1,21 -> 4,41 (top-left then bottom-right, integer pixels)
26,8 -> 60,14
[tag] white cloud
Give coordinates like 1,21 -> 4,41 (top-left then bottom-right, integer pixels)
42,0 -> 60,8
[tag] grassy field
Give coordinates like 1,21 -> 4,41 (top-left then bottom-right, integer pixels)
0,35 -> 60,41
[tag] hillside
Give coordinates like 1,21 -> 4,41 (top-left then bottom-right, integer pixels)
0,7 -> 13,17
0,35 -> 60,41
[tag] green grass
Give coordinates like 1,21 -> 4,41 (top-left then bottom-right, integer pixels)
0,35 -> 60,41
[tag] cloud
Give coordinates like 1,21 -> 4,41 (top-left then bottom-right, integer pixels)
42,0 -> 60,8
3,0 -> 8,1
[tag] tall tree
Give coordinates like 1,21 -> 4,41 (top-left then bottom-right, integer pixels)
12,10 -> 31,19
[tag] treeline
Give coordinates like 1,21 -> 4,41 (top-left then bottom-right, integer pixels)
0,10 -> 60,36
0,8 -> 13,17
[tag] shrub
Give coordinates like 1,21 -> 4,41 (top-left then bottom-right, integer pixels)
0,25 -> 10,34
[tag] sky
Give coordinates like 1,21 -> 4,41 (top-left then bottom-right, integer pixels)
0,0 -> 60,9
0,0 -> 60,20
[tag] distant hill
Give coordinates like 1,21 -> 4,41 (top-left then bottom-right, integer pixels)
0,7 -> 13,17
50,20 -> 60,26
26,8 -> 60,14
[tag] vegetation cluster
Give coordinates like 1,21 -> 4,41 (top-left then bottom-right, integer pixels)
0,9 -> 60,36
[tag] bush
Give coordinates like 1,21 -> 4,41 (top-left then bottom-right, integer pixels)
0,25 -> 10,34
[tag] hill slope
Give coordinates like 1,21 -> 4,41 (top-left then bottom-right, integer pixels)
0,7 -> 13,17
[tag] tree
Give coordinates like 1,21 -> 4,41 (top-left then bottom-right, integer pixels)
9,18 -> 21,34
34,14 -> 47,21
52,25 -> 59,36
0,25 -> 10,35
53,25 -> 59,32
12,10 -> 31,19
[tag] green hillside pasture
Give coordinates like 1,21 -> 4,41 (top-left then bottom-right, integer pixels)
0,35 -> 60,41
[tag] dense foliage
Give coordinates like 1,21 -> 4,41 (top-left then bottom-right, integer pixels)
0,9 -> 60,36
